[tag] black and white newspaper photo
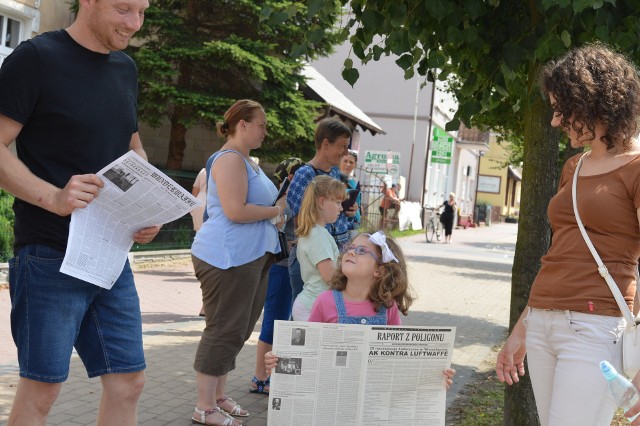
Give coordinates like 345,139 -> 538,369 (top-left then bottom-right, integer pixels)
268,321 -> 455,426
60,150 -> 201,289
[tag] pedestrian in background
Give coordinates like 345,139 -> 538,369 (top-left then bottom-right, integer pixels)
191,167 -> 207,317
340,149 -> 362,239
0,0 -> 160,424
440,193 -> 456,244
190,167 -> 207,232
190,99 -> 285,426
249,157 -> 304,395
496,43 -> 640,426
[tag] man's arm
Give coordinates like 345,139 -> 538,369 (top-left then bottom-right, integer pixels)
129,132 -> 148,160
0,114 -> 103,216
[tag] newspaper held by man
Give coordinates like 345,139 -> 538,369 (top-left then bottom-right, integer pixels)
60,150 -> 201,289
268,320 -> 455,426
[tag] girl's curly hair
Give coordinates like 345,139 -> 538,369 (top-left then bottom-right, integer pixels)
541,42 -> 640,151
329,233 -> 414,315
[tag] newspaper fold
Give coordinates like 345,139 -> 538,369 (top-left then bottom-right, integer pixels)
269,320 -> 456,426
60,150 -> 201,289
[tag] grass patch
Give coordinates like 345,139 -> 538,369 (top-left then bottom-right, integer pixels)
445,369 -> 628,425
446,370 -> 503,425
388,228 -> 424,239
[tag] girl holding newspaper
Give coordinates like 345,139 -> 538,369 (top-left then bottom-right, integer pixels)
266,231 -> 455,386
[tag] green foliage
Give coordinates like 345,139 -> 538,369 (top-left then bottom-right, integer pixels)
128,0 -> 344,165
0,190 -> 14,261
291,0 -> 640,144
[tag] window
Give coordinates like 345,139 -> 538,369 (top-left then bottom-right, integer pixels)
4,16 -> 21,49
0,13 -> 22,65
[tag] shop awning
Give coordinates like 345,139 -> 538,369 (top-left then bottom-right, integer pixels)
508,165 -> 522,181
300,65 -> 385,135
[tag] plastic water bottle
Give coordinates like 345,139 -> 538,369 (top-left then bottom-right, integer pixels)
600,360 -> 640,421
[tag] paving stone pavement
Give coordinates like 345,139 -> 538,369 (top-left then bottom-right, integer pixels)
0,223 -> 517,425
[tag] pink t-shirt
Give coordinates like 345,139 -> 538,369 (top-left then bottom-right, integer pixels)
308,290 -> 402,325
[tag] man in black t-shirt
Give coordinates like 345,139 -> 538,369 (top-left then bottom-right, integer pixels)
0,1 -> 158,424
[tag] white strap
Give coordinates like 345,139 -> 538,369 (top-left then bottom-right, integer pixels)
572,153 -> 637,327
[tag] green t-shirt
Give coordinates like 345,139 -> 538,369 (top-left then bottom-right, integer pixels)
296,225 -> 339,309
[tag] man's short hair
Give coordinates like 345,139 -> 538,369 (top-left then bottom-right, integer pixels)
314,117 -> 352,150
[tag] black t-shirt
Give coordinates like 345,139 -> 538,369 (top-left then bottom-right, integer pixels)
0,30 -> 139,251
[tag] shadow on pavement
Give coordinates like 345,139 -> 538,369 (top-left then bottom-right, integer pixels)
405,310 -> 507,351
135,269 -> 195,278
406,254 -> 513,275
141,312 -> 202,325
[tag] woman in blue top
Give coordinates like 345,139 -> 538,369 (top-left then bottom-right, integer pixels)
190,99 -> 286,426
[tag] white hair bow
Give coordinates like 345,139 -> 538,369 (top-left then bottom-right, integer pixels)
369,231 -> 399,263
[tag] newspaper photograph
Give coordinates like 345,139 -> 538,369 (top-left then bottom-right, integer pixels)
268,321 -> 455,426
60,150 -> 201,289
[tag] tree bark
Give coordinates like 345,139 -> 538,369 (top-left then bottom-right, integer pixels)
503,63 -> 561,426
165,0 -> 197,171
166,110 -> 188,170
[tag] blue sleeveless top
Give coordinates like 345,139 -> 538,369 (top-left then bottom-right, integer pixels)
333,290 -> 388,325
191,150 -> 279,269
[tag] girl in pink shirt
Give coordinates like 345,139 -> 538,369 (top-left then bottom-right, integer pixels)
266,232 -> 455,386
307,231 -> 411,325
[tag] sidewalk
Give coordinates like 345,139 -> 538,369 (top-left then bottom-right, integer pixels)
0,223 -> 517,425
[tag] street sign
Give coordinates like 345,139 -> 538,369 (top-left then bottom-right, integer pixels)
431,127 -> 453,165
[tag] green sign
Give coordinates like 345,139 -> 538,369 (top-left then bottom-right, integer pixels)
431,127 -> 453,165
364,150 -> 401,177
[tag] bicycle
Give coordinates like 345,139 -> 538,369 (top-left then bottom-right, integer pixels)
424,207 -> 442,243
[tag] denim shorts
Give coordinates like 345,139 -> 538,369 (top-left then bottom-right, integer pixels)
9,244 -> 145,383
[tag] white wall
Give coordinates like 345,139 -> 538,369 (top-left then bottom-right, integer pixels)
311,42 -> 434,203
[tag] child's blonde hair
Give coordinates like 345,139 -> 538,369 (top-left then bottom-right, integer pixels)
329,233 -> 414,315
296,175 -> 347,238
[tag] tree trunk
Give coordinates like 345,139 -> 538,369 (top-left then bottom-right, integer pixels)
503,64 -> 561,425
166,111 -> 188,170
165,58 -> 194,170
165,1 -> 197,171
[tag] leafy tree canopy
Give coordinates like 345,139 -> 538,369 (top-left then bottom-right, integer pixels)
293,0 -> 640,163
128,0 -> 345,167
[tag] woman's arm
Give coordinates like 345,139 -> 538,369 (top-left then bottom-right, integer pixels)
495,307 -> 528,385
212,153 -> 281,223
627,208 -> 640,424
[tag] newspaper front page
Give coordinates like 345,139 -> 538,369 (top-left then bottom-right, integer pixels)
60,150 -> 200,289
268,320 -> 455,426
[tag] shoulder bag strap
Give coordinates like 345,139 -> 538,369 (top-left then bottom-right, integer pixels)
572,153 -> 637,325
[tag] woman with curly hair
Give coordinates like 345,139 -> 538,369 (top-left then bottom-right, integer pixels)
496,43 -> 640,425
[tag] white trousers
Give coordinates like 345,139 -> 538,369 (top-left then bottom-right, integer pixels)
525,308 -> 626,426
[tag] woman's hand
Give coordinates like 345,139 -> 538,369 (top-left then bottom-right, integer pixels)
496,310 -> 528,385
265,351 -> 278,376
443,368 -> 456,390
626,372 -> 640,423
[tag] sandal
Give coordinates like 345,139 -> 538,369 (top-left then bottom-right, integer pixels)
216,395 -> 250,417
192,406 -> 242,426
249,376 -> 270,394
